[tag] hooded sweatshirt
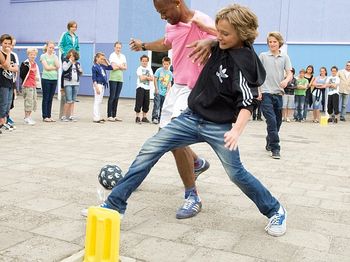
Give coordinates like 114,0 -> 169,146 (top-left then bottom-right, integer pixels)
188,43 -> 266,124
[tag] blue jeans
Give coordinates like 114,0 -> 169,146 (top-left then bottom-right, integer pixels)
106,109 -> 280,218
108,81 -> 123,118
41,79 -> 57,118
294,95 -> 305,120
339,93 -> 349,118
261,93 -> 283,152
64,85 -> 79,103
0,87 -> 13,118
151,93 -> 166,121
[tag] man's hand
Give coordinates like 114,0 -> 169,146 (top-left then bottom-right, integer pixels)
129,38 -> 143,51
187,39 -> 216,65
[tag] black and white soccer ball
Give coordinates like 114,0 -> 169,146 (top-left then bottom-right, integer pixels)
98,164 -> 123,190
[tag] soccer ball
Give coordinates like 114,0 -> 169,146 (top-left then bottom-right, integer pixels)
98,164 -> 123,190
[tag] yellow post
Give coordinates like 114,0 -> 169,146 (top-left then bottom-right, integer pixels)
83,207 -> 121,262
320,115 -> 328,126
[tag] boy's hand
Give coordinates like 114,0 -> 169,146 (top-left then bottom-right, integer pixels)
224,127 -> 240,151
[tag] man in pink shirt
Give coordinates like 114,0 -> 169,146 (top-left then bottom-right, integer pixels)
129,0 -> 216,219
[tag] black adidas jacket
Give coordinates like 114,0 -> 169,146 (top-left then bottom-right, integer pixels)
188,43 -> 266,124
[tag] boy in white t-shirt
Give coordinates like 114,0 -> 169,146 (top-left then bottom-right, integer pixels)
327,66 -> 340,123
135,55 -> 153,124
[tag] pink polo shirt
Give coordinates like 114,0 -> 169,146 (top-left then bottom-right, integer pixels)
164,10 -> 215,89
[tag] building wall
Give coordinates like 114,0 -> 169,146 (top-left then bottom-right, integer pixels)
2,0 -> 350,112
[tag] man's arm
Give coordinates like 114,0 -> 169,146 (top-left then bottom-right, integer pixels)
129,38 -> 171,52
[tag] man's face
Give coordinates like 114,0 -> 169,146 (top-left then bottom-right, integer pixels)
154,0 -> 181,25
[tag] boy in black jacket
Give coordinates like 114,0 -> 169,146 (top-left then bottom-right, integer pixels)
92,4 -> 287,237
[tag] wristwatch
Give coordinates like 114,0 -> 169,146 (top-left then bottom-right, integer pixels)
141,42 -> 146,51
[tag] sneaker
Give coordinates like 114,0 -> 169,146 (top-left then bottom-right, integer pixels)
176,193 -> 202,219
93,120 -> 105,124
115,117 -> 123,122
271,150 -> 280,159
194,158 -> 210,180
2,123 -> 13,131
340,116 -> 346,122
152,119 -> 159,124
141,117 -> 150,123
286,118 -> 291,123
7,117 -> 14,125
135,117 -> 141,124
81,202 -> 124,219
334,118 -> 338,124
107,117 -> 116,122
69,116 -> 77,122
327,118 -> 333,123
265,205 -> 287,237
24,118 -> 35,125
61,116 -> 69,122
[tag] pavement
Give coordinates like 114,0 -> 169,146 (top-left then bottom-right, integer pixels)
0,95 -> 350,262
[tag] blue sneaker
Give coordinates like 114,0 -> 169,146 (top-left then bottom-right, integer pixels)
176,193 -> 202,219
194,158 -> 210,180
265,205 -> 287,236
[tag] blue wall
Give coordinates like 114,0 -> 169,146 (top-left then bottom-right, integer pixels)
3,0 -> 350,105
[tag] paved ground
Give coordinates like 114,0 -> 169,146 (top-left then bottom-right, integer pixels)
0,95 -> 350,262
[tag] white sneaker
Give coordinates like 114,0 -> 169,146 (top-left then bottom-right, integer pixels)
107,117 -> 116,122
69,116 -> 78,122
24,118 -> 35,125
61,116 -> 69,122
265,205 -> 287,237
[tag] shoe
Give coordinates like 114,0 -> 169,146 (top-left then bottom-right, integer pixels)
1,123 -> 13,131
81,202 -> 124,218
115,117 -> 123,122
194,158 -> 210,180
43,118 -> 52,122
7,122 -> 16,130
334,118 -> 338,124
286,118 -> 291,123
271,150 -> 280,159
265,137 -> 271,152
7,117 -> 14,125
152,119 -> 159,124
107,117 -> 116,122
327,118 -> 333,123
265,205 -> 287,237
135,117 -> 141,124
340,116 -> 346,122
257,118 -> 263,121
61,116 -> 69,122
176,193 -> 202,219
93,120 -> 105,124
24,118 -> 35,125
69,116 -> 77,122
141,117 -> 150,123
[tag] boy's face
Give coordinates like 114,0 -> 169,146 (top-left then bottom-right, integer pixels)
162,61 -> 170,70
141,58 -> 149,67
28,52 -> 36,61
267,37 -> 280,52
114,44 -> 122,53
331,68 -> 337,76
216,19 -> 243,50
1,39 -> 12,51
154,0 -> 181,25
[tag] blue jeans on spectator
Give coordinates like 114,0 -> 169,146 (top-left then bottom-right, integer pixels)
261,93 -> 283,152
108,81 -> 123,118
294,95 -> 305,121
0,87 -> 13,118
151,94 -> 166,121
106,109 -> 280,218
41,79 -> 57,119
339,93 -> 349,118
64,85 -> 79,103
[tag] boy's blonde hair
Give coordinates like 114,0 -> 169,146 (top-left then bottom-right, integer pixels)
267,31 -> 284,48
215,4 -> 258,46
27,48 -> 38,55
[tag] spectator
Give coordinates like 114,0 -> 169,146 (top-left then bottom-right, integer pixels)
20,48 -> 41,125
135,55 -> 153,124
151,56 -> 173,124
310,67 -> 327,123
326,66 -> 340,123
294,69 -> 308,122
282,68 -> 296,122
40,41 -> 60,122
303,65 -> 315,121
108,41 -> 127,122
338,61 -> 350,121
